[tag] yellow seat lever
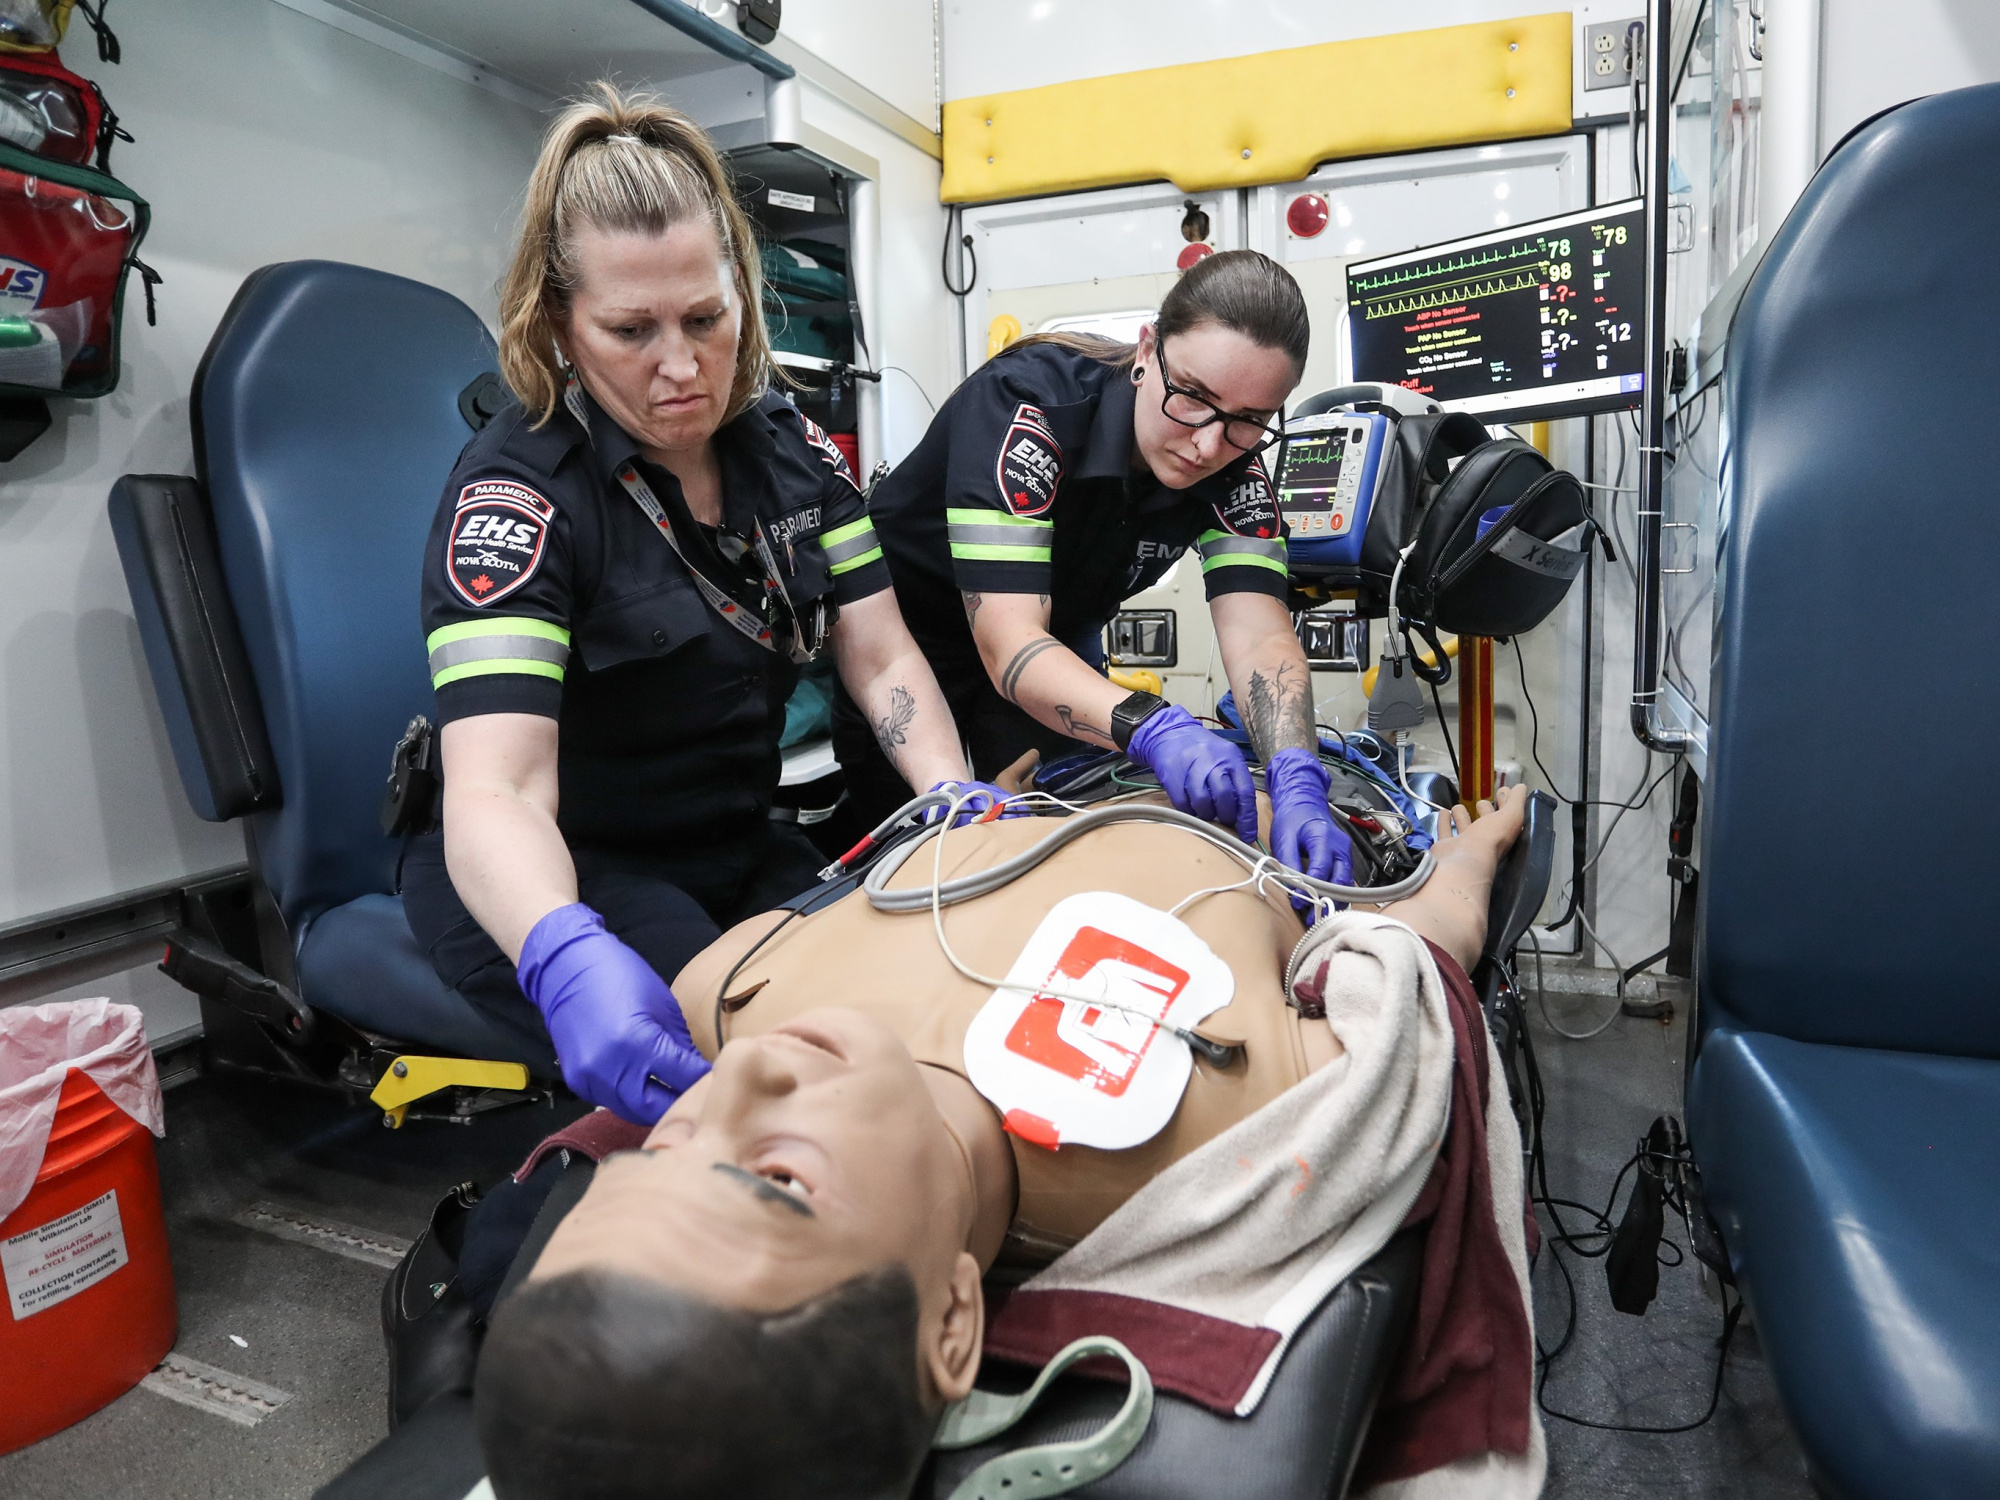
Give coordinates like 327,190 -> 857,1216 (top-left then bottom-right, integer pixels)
371,1056 -> 530,1128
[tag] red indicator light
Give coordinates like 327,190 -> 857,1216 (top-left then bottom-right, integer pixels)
1176,242 -> 1214,272
1287,193 -> 1330,238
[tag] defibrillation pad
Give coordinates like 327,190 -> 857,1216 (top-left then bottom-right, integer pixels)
962,893 -> 1234,1151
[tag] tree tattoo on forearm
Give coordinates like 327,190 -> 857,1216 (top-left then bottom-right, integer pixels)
1245,662 -> 1316,759
872,684 -> 918,767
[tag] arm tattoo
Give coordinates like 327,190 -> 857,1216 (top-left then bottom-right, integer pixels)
1244,662 -> 1317,759
871,684 -> 918,764
962,591 -> 983,625
1053,704 -> 1111,743
998,635 -> 1063,704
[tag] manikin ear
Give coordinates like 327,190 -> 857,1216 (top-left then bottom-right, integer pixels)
922,1251 -> 987,1405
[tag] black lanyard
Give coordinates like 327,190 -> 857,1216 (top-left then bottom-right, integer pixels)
566,378 -> 829,663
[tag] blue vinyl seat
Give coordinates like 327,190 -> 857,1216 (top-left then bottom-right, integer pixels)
1687,84 -> 2000,1498
111,260 -> 549,1069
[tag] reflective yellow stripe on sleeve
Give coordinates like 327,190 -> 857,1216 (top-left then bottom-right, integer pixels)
947,506 -> 1053,564
426,617 -> 571,690
1196,528 -> 1289,575
819,516 -> 884,576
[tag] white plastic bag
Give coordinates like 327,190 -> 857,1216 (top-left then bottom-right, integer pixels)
0,998 -> 163,1223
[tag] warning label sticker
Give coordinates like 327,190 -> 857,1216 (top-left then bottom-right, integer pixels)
3,1189 -> 129,1320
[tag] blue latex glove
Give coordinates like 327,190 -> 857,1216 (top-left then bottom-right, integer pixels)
517,903 -> 708,1125
924,779 -> 1027,827
1126,705 -> 1260,844
1264,748 -> 1353,889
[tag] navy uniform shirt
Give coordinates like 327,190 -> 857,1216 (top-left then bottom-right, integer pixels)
865,342 -> 1290,690
419,384 -> 888,860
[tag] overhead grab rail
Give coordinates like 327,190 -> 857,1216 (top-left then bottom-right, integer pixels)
1630,0 -> 1694,755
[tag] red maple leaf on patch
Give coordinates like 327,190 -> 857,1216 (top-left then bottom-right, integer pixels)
468,573 -> 495,595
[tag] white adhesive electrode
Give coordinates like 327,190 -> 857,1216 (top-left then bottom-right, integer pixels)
962,893 -> 1234,1151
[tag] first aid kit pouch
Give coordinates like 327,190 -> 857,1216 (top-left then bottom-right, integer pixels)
0,51 -> 107,167
0,0 -> 73,55
0,135 -> 147,397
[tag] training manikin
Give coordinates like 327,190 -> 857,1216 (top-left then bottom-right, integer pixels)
493,791 -> 1543,1500
676,810 -> 1345,1258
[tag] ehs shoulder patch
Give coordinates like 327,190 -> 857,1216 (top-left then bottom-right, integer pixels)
996,402 -> 1063,517
1214,453 -> 1280,539
798,413 -> 861,491
447,479 -> 552,607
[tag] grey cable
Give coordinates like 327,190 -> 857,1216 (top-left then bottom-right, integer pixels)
1527,926 -> 1625,1041
862,797 -> 1436,914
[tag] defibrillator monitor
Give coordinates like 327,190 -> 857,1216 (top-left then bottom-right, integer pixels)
1344,199 -> 1647,422
1277,410 -> 1389,568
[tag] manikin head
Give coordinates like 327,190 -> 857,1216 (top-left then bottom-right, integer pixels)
497,82 -> 776,457
475,1008 -> 985,1500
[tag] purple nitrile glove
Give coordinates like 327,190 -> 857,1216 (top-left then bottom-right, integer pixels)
1126,704 -> 1260,844
516,903 -> 708,1125
1265,748 -> 1354,894
924,779 -> 1029,827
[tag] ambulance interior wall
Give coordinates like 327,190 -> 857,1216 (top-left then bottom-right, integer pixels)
0,0 -> 551,929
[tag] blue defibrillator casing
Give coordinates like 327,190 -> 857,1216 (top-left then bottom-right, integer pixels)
1276,410 -> 1392,568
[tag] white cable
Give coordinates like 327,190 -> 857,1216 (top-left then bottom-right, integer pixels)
919,790 -> 1246,1054
1394,736 -> 1452,814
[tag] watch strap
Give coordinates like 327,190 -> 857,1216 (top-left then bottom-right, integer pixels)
1110,690 -> 1168,751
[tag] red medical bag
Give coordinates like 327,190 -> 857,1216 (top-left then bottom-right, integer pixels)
0,134 -> 146,396
0,51 -> 108,167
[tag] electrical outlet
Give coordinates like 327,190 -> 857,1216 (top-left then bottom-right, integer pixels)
1584,19 -> 1647,92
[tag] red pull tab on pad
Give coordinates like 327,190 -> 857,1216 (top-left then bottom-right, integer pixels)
1003,1109 -> 1061,1150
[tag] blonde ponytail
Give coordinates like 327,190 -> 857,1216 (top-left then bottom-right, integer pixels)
498,82 -> 774,426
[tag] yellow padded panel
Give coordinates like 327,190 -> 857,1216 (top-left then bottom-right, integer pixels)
943,15 -> 1573,204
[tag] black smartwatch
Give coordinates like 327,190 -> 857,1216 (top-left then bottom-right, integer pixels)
1109,689 -> 1169,751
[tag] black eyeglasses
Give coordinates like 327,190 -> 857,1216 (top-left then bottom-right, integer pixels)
1153,342 -> 1285,454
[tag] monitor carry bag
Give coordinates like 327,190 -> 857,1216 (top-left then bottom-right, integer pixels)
0,134 -> 148,398
1281,402 -> 1594,640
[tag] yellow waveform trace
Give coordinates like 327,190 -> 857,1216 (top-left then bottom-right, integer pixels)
1361,269 -> 1544,320
1349,240 -> 1548,294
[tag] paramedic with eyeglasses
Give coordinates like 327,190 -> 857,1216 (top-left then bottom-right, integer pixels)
834,248 -> 1345,883
402,87 -> 993,1127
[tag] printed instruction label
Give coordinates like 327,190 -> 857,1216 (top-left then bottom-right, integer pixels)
767,187 -> 817,213
3,1189 -> 129,1320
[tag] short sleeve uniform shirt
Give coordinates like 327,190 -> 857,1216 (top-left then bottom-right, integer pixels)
419,385 -> 888,860
864,342 -> 1290,691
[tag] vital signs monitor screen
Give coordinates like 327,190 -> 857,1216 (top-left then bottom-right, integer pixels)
1344,199 -> 1647,421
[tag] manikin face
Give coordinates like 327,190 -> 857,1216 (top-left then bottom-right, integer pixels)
1129,321 -> 1299,489
531,1007 -> 985,1402
555,218 -> 742,457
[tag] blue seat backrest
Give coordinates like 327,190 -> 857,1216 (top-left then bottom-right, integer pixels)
193,261 -> 496,934
1704,85 -> 2000,1055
